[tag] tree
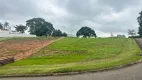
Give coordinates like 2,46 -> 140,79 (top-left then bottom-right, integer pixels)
34,22 -> 54,36
137,11 -> 142,37
15,25 -> 27,34
76,26 -> 97,38
3,21 -> 9,29
0,23 -> 3,29
52,29 -> 67,37
62,32 -> 67,37
128,29 -> 136,43
128,29 -> 136,37
26,18 -> 54,36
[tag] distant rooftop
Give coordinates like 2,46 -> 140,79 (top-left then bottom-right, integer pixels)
0,29 -> 9,31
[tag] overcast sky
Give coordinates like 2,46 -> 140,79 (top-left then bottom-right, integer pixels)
0,0 -> 142,37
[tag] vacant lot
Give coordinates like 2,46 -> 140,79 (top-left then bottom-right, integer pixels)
0,38 -> 142,76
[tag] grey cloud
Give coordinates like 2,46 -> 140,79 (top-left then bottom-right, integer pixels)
60,0 -> 142,35
98,0 -> 142,12
0,0 -> 37,21
65,0 -> 107,17
99,21 -> 130,33
0,0 -> 141,37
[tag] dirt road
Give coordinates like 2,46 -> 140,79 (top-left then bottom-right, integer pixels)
1,38 -> 142,80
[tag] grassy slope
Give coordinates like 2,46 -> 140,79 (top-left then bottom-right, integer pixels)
0,38 -> 142,75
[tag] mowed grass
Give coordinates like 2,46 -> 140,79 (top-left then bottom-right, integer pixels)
0,38 -> 142,75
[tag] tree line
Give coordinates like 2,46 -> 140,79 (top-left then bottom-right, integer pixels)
0,18 -> 68,37
2,10 -> 142,38
26,18 -> 67,37
25,18 -> 97,38
0,18 -> 97,38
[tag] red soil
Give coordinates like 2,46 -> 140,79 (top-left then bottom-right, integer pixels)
0,39 -> 54,61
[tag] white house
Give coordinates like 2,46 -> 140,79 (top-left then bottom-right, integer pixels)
0,27 -> 36,37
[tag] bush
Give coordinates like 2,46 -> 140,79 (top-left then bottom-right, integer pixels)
128,36 -> 141,38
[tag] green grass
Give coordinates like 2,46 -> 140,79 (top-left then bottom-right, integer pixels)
5,36 -> 58,41
0,37 -> 12,41
0,38 -> 142,75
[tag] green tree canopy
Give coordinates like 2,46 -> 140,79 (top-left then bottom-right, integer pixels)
15,25 -> 27,34
52,29 -> 67,37
3,21 -> 9,29
128,29 -> 136,37
0,23 -> 3,29
26,18 -> 54,36
137,11 -> 142,37
62,32 -> 68,37
76,26 -> 97,38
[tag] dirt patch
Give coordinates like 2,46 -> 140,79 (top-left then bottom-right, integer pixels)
13,40 -> 52,60
0,37 -> 63,62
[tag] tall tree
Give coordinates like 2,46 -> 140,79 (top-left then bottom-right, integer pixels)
0,23 -> 3,29
76,26 -> 97,38
137,11 -> 142,37
26,18 -> 54,36
3,21 -> 9,29
15,25 -> 27,34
